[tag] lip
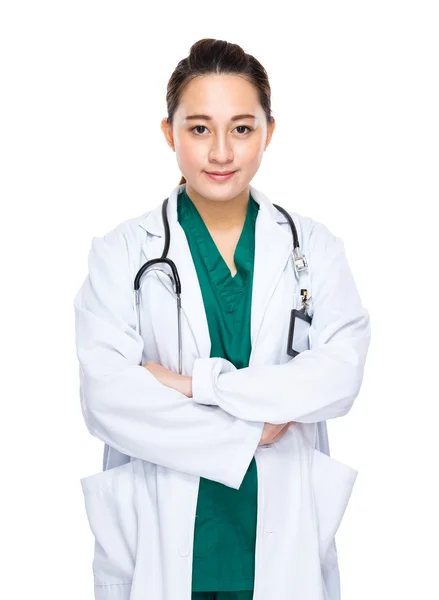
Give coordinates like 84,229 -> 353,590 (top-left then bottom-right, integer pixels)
205,170 -> 236,182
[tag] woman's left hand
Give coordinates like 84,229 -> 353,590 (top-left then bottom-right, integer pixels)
143,361 -> 192,397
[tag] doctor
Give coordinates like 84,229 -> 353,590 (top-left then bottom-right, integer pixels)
74,38 -> 371,600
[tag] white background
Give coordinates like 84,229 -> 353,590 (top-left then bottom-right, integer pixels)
1,1 -> 438,598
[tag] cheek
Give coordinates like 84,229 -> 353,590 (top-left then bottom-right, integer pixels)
236,133 -> 266,162
175,137 -> 204,169
236,145 -> 264,171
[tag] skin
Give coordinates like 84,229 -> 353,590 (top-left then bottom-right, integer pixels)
143,74 -> 294,445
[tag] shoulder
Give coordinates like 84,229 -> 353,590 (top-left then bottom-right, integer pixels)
94,210 -> 151,248
86,210 -> 151,279
283,209 -> 344,260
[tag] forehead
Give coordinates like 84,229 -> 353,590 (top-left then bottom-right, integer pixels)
177,74 -> 261,116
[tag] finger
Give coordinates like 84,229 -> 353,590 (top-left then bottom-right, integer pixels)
267,423 -> 290,444
268,430 -> 286,444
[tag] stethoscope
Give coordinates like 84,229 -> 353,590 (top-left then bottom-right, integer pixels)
134,197 -> 311,375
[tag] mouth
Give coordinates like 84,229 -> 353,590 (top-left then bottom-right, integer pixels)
204,170 -> 237,181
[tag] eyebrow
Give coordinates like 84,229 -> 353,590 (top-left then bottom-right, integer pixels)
184,113 -> 256,122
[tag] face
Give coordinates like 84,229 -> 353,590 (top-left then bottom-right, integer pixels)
161,74 -> 275,202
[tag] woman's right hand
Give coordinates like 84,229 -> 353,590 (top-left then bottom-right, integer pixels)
258,422 -> 295,446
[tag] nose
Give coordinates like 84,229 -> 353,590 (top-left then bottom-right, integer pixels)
208,132 -> 234,164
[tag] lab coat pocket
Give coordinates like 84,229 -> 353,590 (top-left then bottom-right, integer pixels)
80,460 -> 138,587
311,449 -> 358,566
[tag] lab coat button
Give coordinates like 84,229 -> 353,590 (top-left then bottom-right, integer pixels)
178,546 -> 190,557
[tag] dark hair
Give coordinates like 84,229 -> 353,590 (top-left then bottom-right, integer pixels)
165,38 -> 275,185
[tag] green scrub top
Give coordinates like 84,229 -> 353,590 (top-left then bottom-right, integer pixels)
177,187 -> 260,593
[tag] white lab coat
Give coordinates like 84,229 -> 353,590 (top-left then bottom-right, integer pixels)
74,182 -> 371,600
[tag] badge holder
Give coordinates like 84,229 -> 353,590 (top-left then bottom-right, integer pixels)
286,291 -> 312,357
286,246 -> 313,358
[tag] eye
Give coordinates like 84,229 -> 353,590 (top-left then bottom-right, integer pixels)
190,125 -> 253,136
190,125 -> 209,135
235,125 -> 253,135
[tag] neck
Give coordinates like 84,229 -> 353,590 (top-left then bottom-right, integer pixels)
185,184 -> 249,232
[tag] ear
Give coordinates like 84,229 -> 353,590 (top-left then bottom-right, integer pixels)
265,118 -> 276,149
161,118 -> 175,151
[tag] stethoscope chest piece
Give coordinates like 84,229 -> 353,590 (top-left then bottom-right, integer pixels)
293,246 -> 308,275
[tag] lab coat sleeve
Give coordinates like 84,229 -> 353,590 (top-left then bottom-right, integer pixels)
73,223 -> 263,489
191,222 -> 371,424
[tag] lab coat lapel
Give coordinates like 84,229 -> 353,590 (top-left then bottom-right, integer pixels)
138,185 -> 212,360
249,186 -> 294,352
138,183 -> 293,362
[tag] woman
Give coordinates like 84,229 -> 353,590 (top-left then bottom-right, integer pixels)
74,38 -> 371,600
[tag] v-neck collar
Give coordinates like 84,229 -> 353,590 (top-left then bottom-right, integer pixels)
177,189 -> 259,313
